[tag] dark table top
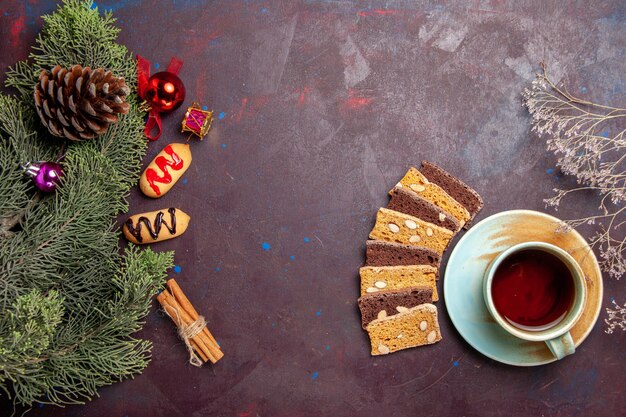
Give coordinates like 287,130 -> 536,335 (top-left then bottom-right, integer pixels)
1,1 -> 625,416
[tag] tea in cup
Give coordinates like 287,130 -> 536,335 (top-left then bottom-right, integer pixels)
483,242 -> 586,360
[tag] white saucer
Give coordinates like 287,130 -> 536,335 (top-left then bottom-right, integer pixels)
443,210 -> 603,366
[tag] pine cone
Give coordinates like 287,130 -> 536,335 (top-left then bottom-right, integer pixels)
34,65 -> 131,141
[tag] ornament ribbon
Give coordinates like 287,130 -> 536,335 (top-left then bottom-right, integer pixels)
137,55 -> 184,141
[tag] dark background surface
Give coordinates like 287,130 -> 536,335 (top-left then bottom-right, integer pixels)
1,1 -> 625,416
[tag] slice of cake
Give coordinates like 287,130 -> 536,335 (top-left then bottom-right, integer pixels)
420,161 -> 483,225
358,287 -> 433,328
365,240 -> 440,268
369,208 -> 454,254
392,167 -> 470,226
359,265 -> 439,298
366,303 -> 442,355
388,187 -> 460,232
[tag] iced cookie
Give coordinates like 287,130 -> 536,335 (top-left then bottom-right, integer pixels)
366,303 -> 442,355
123,207 -> 190,244
359,265 -> 439,299
369,208 -> 454,254
139,143 -> 192,198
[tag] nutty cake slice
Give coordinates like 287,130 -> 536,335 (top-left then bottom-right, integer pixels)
366,303 -> 442,355
420,161 -> 483,225
358,286 -> 433,328
365,240 -> 440,269
369,208 -> 454,254
359,265 -> 439,299
392,167 -> 470,226
388,187 -> 460,232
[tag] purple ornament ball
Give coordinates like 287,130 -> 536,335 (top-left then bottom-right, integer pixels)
25,161 -> 64,192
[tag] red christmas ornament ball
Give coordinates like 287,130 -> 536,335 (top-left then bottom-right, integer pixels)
144,71 -> 186,113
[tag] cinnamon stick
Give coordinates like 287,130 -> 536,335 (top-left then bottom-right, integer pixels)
165,280 -> 223,364
156,282 -> 223,364
157,292 -> 210,363
166,279 -> 220,347
160,289 -> 219,364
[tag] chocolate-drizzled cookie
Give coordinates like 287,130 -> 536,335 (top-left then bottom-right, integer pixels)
123,207 -> 190,244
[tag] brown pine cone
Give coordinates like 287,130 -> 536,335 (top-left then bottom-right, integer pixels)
33,65 -> 131,141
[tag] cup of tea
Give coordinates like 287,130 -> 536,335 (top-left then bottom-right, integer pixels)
483,242 -> 586,360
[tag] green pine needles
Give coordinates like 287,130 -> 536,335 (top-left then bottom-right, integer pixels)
0,0 -> 172,407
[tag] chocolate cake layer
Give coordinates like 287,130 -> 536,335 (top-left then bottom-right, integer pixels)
365,240 -> 440,268
393,167 -> 470,226
420,161 -> 483,220
388,187 -> 460,231
358,286 -> 433,328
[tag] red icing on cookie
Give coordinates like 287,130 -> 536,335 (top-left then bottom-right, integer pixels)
146,145 -> 184,196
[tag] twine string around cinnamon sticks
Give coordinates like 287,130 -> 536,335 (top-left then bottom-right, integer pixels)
162,303 -> 206,367
157,278 -> 223,366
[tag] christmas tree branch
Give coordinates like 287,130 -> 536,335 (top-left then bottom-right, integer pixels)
0,193 -> 41,239
1,0 -> 173,407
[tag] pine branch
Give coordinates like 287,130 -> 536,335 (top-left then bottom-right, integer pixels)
0,0 -> 173,407
0,95 -> 57,224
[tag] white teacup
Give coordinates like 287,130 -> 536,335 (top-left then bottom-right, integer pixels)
483,242 -> 586,360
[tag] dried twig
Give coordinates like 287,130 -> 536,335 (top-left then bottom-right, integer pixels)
605,300 -> 626,334
523,62 -> 626,279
